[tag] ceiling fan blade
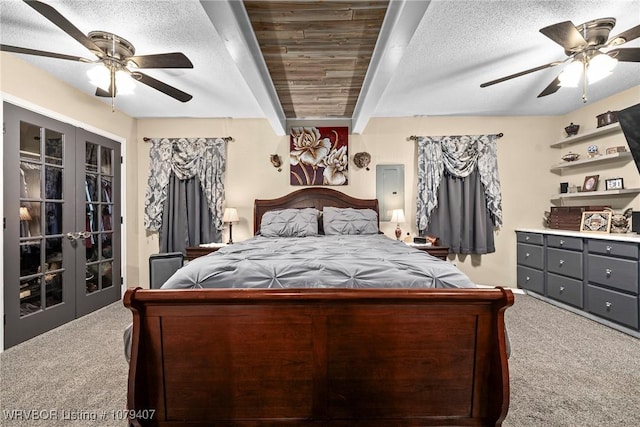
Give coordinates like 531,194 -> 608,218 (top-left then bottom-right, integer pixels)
540,21 -> 587,52
480,62 -> 561,88
608,48 -> 640,62
1,44 -> 92,62
537,76 -> 562,98
608,24 -> 640,46
95,86 -> 115,97
129,53 -> 193,69
134,72 -> 193,102
25,0 -> 104,57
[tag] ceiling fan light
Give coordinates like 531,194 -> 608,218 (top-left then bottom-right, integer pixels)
115,71 -> 136,95
86,65 -> 110,91
558,60 -> 583,87
587,54 -> 618,84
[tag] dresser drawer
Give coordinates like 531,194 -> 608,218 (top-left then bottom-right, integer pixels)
517,232 -> 543,246
587,254 -> 638,295
589,240 -> 639,259
517,243 -> 544,269
517,266 -> 544,294
547,235 -> 583,251
547,248 -> 583,280
587,285 -> 639,329
547,273 -> 583,308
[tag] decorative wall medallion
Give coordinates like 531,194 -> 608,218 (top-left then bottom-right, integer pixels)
353,152 -> 371,170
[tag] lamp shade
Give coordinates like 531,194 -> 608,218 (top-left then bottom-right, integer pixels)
222,207 -> 239,223
558,60 -> 583,87
19,207 -> 32,221
390,209 -> 405,224
587,53 -> 617,84
86,66 -> 135,94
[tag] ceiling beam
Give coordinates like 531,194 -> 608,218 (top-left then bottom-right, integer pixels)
351,0 -> 431,134
199,0 -> 287,136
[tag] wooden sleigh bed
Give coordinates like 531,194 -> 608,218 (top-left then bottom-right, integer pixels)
125,188 -> 514,427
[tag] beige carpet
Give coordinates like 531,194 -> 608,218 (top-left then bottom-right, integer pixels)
1,293 -> 639,426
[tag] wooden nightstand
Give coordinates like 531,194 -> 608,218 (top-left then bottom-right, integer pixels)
185,244 -> 226,261
406,244 -> 450,261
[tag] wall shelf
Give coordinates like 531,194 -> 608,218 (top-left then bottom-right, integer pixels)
550,188 -> 640,200
550,123 -> 622,149
550,151 -> 632,173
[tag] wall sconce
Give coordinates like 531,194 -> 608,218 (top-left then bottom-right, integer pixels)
270,154 -> 282,172
390,209 -> 405,240
222,207 -> 239,244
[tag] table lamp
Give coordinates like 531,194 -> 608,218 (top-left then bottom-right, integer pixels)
222,207 -> 239,244
390,209 -> 405,240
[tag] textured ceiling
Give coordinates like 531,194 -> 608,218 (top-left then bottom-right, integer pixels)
1,0 -> 639,135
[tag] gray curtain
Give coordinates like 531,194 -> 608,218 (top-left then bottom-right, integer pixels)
144,137 -> 227,253
427,170 -> 495,254
416,135 -> 502,254
159,174 -> 220,254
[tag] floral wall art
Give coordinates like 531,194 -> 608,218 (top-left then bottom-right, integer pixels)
290,126 -> 348,186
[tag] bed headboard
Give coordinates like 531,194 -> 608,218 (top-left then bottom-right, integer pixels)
254,187 -> 379,234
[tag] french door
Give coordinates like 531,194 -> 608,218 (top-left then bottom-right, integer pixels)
3,102 -> 121,348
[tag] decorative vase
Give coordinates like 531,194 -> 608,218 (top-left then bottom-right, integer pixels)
561,152 -> 580,162
564,122 -> 579,137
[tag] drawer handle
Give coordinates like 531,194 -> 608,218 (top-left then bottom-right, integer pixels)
606,245 -> 612,253
606,268 -> 612,278
525,252 -> 530,258
559,260 -> 565,266
560,239 -> 565,246
559,286 -> 565,294
605,301 -> 613,311
525,236 -> 530,241
525,276 -> 530,282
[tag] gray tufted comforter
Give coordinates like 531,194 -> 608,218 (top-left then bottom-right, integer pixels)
161,234 -> 476,290
124,234 -> 482,361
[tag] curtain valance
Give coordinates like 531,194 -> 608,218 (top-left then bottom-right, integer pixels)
144,137 -> 227,232
416,134 -> 502,231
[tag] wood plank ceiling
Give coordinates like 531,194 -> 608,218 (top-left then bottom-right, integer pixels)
243,1 -> 389,119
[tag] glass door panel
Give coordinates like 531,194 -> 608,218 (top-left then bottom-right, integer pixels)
4,103 -> 77,348
4,102 -> 121,349
76,130 -> 120,316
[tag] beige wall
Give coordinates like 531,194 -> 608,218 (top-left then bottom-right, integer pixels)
3,51 -> 640,292
136,114 -> 556,287
553,86 -> 640,212
136,86 -> 640,287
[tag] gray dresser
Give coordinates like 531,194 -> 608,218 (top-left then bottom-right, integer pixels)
516,229 -> 640,337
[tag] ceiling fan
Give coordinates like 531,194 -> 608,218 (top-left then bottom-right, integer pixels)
480,18 -> 640,102
0,0 -> 193,110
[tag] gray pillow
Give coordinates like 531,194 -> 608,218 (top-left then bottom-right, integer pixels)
323,207 -> 378,235
260,208 -> 319,237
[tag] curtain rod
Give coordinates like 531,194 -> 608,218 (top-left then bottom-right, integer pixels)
143,136 -> 233,142
407,133 -> 503,141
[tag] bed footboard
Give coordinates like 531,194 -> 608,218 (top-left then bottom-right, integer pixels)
124,287 -> 513,427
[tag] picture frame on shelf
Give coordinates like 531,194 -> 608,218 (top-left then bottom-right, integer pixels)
580,211 -> 612,233
605,177 -> 624,190
582,174 -> 599,192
